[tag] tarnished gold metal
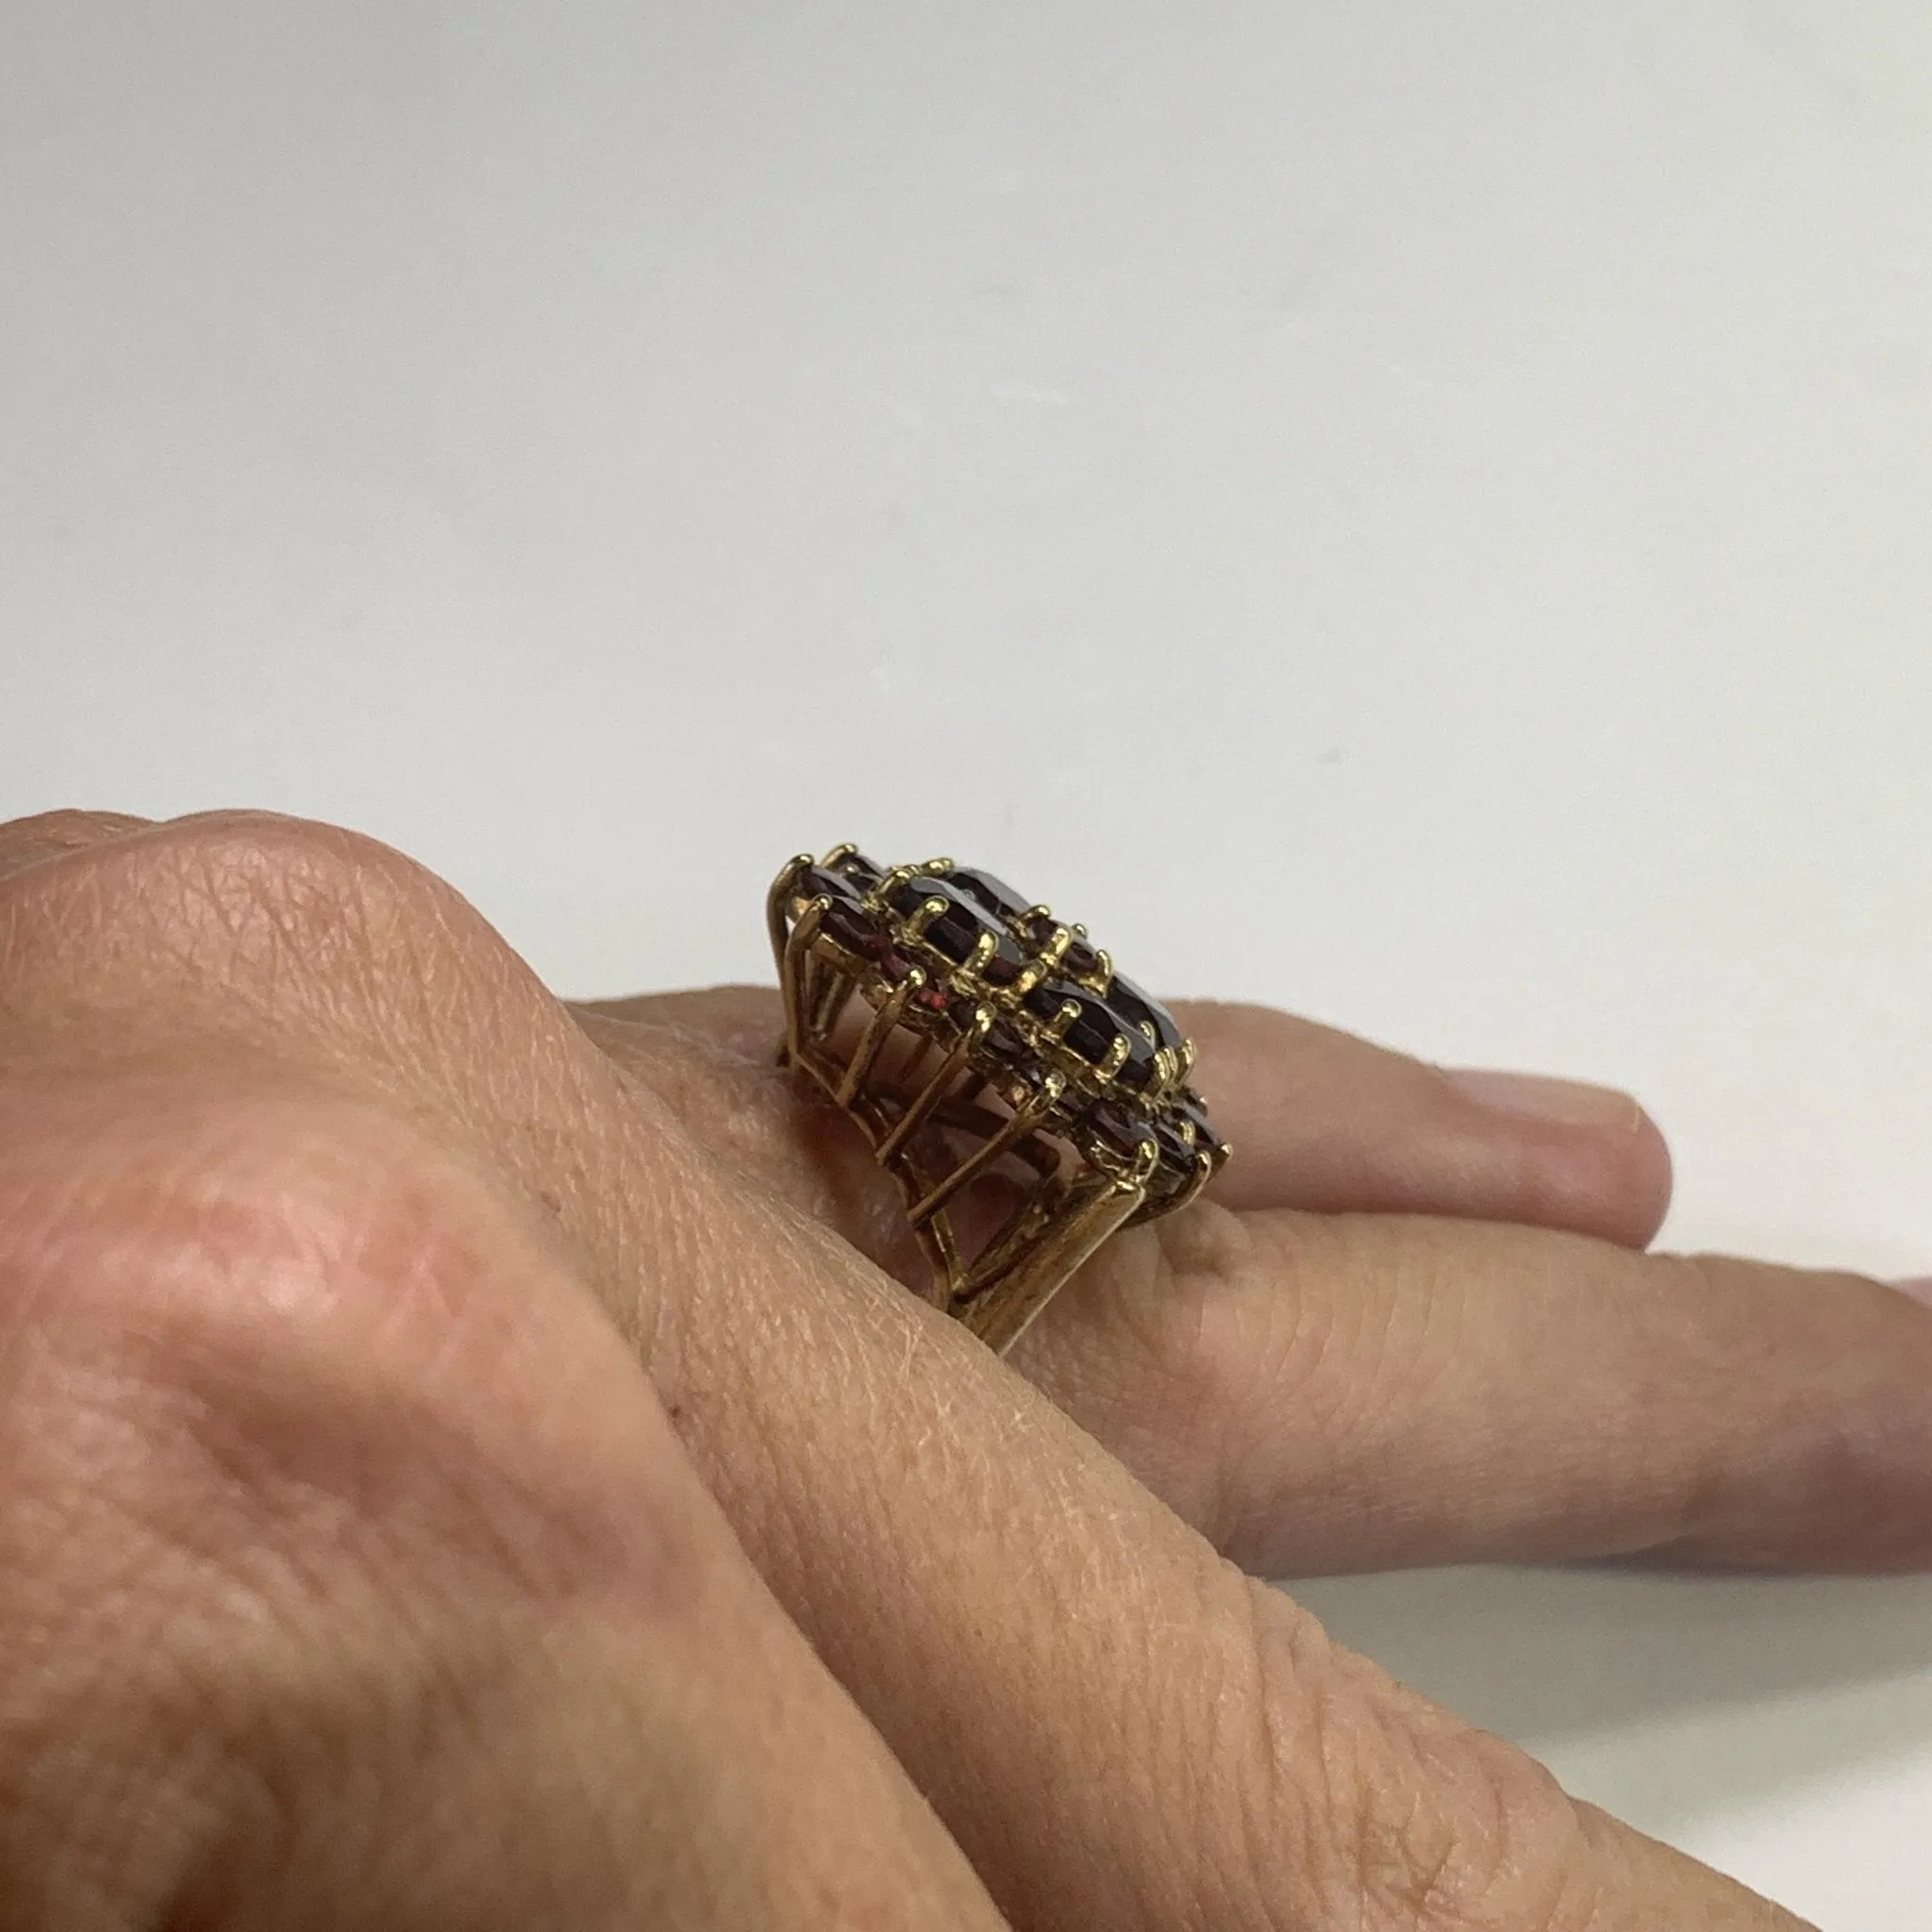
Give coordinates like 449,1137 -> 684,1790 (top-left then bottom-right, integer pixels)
768,847 -> 1232,1355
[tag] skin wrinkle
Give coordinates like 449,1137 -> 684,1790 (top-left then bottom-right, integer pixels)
1294,1632 -> 1572,1932
1,1366 -> 294,1919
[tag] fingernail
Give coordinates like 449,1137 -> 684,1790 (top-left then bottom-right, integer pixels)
1443,1068 -> 1644,1133
1892,1277 -> 1932,1307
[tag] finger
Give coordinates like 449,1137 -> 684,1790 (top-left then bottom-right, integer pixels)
1014,1202 -> 1932,1578
573,985 -> 1674,1247
0,808 -> 154,880
0,815 -> 1816,1926
1167,1000 -> 1672,1247
636,1118 -> 1809,1926
0,1070 -> 1005,1929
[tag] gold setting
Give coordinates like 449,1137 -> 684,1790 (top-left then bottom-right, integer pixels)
768,846 -> 1231,1355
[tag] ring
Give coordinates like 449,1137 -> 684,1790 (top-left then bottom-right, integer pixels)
768,846 -> 1230,1354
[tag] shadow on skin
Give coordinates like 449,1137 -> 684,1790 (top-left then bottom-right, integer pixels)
1283,1567 -> 1932,1837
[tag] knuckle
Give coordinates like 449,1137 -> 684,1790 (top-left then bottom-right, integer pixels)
2,1081 -> 448,1457
0,1080 -> 691,1922
1230,1582 -> 1599,1931
0,810 -> 659,1393
0,808 -> 509,1057
0,1078 -> 667,1587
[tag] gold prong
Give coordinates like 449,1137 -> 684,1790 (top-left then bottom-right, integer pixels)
1024,903 -> 1052,925
905,894 -> 949,942
876,1007 -> 994,1164
967,929 -> 998,974
807,962 -> 853,1041
1038,925 -> 1074,972
1088,946 -> 1114,991
767,853 -> 816,972
899,1029 -> 938,1085
907,1217 -> 958,1309
1168,1145 -> 1216,1214
1149,1044 -> 1180,1096
1010,958 -> 1050,999
922,856 -> 955,874
1098,1031 -> 1131,1080
957,1168 -> 1147,1355
1044,997 -> 1080,1042
779,895 -> 831,1063
839,969 -> 923,1107
1178,1037 -> 1197,1077
821,841 -> 858,867
867,864 -> 917,912
908,1071 -> 1064,1228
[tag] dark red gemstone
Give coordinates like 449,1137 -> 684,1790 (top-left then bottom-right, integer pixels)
820,904 -> 885,959
1149,1088 -> 1222,1180
1109,1030 -> 1160,1088
948,867 -> 1035,925
1153,1118 -> 1199,1177
888,875 -> 994,965
801,863 -> 863,904
1023,980 -> 1130,1068
1062,937 -> 1104,983
1086,1098 -> 1156,1161
1178,1089 -> 1221,1153
980,930 -> 1026,985
985,1017 -> 1028,1061
805,867 -> 888,960
1105,971 -> 1183,1055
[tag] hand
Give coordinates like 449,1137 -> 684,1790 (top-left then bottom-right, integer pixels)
7,810 -> 1924,1928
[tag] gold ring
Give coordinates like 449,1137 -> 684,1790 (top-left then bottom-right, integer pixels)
769,846 -> 1230,1354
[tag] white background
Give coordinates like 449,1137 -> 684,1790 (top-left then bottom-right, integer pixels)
6,4 -> 1932,1922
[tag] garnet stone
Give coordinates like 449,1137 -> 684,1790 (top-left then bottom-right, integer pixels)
1023,979 -> 1159,1085
884,874 -> 992,964
1180,1091 -> 1221,1154
802,864 -> 886,960
1086,1097 -> 1158,1163
948,867 -> 1035,924
1106,970 -> 1185,1055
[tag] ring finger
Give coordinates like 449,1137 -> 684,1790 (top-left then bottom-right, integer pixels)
572,984 -> 1675,1248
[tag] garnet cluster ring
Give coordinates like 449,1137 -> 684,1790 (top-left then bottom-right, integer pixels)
768,846 -> 1230,1354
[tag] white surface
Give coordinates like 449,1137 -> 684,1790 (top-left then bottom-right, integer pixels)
6,4 -> 1932,1922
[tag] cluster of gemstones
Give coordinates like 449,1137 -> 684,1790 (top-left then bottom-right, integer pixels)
791,847 -> 1226,1205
